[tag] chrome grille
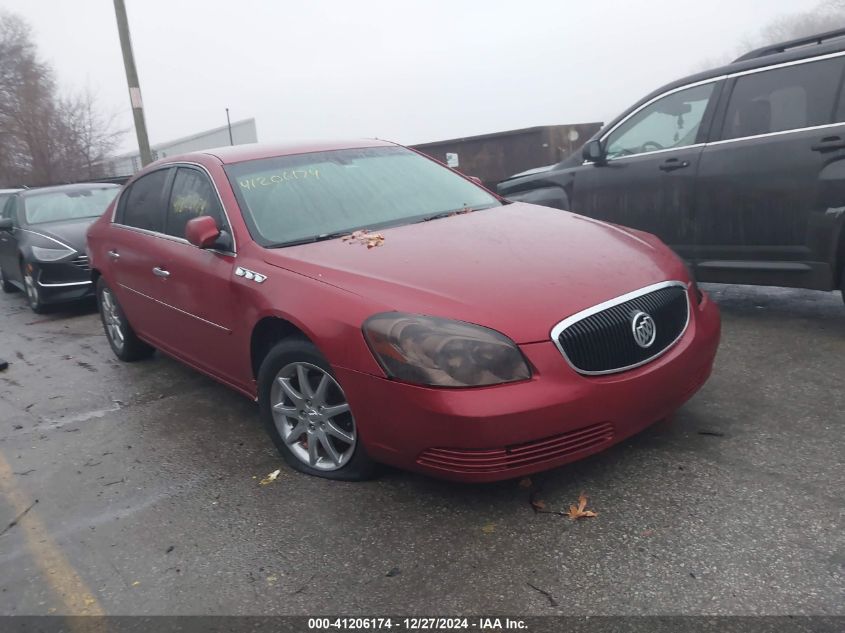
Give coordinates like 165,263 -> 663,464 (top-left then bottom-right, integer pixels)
552,281 -> 690,375
71,255 -> 90,271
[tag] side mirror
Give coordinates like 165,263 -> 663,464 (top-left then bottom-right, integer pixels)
582,139 -> 606,164
0,218 -> 12,231
185,215 -> 221,249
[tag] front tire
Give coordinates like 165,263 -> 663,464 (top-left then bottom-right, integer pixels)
258,338 -> 377,481
96,277 -> 154,361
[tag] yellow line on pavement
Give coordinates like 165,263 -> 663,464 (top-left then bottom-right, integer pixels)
0,449 -> 105,616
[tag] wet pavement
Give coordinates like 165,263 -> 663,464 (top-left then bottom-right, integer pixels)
0,285 -> 842,615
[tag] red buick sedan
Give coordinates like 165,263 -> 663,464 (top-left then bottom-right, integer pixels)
87,140 -> 720,482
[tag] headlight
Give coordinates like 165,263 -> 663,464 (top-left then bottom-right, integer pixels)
31,245 -> 75,262
363,313 -> 531,387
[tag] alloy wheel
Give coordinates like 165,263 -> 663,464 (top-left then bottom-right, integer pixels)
100,287 -> 125,351
270,362 -> 356,471
23,267 -> 39,308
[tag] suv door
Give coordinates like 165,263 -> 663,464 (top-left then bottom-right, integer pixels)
107,168 -> 174,343
0,196 -> 22,286
150,166 -> 240,381
693,54 -> 845,289
571,81 -> 720,263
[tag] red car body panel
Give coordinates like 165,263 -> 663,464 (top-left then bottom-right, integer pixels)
87,140 -> 721,482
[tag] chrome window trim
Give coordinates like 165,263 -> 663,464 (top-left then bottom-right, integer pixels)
726,48 -> 845,78
583,143 -> 706,165
585,48 -> 845,163
705,120 -> 845,147
550,280 -> 691,376
118,283 -> 231,332
111,161 -> 238,255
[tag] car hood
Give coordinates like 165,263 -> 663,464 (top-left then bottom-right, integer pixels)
262,203 -> 687,343
25,217 -> 96,253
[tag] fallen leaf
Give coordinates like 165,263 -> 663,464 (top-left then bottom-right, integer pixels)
131,581 -> 140,587
481,523 -> 496,534
342,229 -> 385,248
518,477 -> 533,489
259,469 -> 281,485
566,492 -> 598,520
530,498 -> 547,512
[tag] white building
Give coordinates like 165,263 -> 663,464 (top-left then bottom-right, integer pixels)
101,118 -> 258,177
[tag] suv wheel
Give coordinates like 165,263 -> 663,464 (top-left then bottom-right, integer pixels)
96,277 -> 155,361
21,261 -> 44,313
258,338 -> 377,481
0,266 -> 16,293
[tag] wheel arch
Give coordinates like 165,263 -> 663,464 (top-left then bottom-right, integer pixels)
250,315 -> 311,379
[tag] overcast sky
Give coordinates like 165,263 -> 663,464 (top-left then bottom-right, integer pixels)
0,0 -> 818,154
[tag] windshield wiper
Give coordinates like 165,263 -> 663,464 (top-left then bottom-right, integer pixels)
265,230 -> 358,249
417,206 -> 477,223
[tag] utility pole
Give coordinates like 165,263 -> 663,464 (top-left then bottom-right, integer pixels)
225,108 -> 234,145
113,0 -> 153,167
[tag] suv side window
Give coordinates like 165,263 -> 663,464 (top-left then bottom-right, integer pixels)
2,196 -> 20,226
605,82 -> 716,159
165,168 -> 227,239
722,56 -> 844,140
120,169 -> 169,233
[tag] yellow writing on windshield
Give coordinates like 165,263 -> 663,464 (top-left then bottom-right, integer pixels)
239,169 -> 320,191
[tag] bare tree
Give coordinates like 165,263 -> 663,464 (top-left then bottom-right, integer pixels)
0,11 -> 124,187
694,0 -> 845,71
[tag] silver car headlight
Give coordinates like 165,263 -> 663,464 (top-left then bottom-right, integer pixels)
363,313 -> 531,387
31,245 -> 75,262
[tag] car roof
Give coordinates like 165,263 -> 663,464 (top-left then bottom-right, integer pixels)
18,183 -> 119,197
157,138 -> 400,166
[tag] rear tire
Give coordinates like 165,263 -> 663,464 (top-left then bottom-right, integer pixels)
96,277 -> 154,361
258,337 -> 378,481
0,266 -> 16,293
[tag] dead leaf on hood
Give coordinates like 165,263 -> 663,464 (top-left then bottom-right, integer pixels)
342,229 -> 385,249
566,492 -> 597,520
259,469 -> 281,486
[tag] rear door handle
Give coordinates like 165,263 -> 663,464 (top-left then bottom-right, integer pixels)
107,250 -> 120,260
659,158 -> 690,172
152,266 -> 170,278
811,135 -> 845,152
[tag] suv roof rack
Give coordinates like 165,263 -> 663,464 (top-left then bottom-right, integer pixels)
733,27 -> 845,62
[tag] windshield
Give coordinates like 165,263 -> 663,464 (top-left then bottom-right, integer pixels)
23,187 -> 118,225
225,146 -> 500,247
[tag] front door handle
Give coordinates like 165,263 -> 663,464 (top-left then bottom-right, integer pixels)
152,266 -> 170,278
659,158 -> 690,172
811,135 -> 845,152
107,250 -> 120,260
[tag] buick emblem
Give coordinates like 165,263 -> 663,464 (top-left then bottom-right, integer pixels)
631,311 -> 656,348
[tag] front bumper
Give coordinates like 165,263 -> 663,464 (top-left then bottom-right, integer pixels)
33,262 -> 94,304
336,291 -> 721,483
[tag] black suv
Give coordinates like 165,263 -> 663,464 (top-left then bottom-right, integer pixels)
497,29 -> 845,300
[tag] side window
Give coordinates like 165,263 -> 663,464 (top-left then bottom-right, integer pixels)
165,168 -> 226,239
121,169 -> 169,233
722,56 -> 844,140
605,82 -> 715,159
2,196 -> 20,226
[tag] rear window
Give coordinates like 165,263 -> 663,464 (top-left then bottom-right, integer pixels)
225,146 -> 499,247
23,187 -> 118,225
